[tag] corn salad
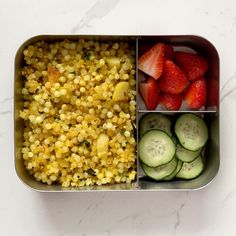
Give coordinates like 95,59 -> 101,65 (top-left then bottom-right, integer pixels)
20,39 -> 136,187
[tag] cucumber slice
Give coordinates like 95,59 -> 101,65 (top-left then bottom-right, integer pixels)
140,113 -> 172,137
163,160 -> 183,181
175,113 -> 208,151
138,130 -> 176,167
142,157 -> 178,181
176,144 -> 202,162
176,155 -> 204,179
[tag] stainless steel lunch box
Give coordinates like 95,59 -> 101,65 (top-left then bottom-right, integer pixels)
14,35 -> 220,191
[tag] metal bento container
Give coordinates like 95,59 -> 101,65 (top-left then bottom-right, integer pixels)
14,35 -> 220,191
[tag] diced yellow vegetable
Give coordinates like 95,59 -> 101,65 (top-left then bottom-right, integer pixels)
97,133 -> 109,156
106,57 -> 120,69
112,81 -> 129,102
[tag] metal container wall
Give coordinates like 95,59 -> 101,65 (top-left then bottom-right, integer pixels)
14,35 -> 220,191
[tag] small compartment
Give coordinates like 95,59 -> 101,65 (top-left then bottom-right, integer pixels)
137,112 -> 219,190
136,35 -> 220,190
137,35 -> 219,112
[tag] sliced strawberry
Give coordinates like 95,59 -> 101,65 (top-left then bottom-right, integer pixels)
159,92 -> 182,110
158,60 -> 189,94
174,51 -> 208,81
184,77 -> 207,109
138,43 -> 165,80
164,44 -> 174,60
139,77 -> 159,110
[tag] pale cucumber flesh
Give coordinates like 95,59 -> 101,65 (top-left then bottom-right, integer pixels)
140,113 -> 172,137
175,114 -> 208,151
176,155 -> 204,179
138,130 -> 176,167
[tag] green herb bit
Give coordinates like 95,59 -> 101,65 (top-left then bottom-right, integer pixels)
82,140 -> 90,148
87,168 -> 96,176
84,52 -> 91,60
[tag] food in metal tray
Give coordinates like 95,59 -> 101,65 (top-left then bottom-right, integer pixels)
138,42 -> 208,111
19,39 -> 137,187
139,113 -> 208,181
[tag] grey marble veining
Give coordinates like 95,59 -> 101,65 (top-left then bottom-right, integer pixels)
221,72 -> 236,102
172,193 -> 189,236
72,0 -> 120,33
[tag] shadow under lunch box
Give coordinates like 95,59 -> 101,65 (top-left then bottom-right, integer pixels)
14,35 -> 220,192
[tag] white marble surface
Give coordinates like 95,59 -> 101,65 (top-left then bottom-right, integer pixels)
0,0 -> 236,235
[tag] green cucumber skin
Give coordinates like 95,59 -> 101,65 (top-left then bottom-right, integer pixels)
139,113 -> 172,137
176,169 -> 204,180
163,160 -> 183,181
142,153 -> 176,168
174,113 -> 208,151
142,158 -> 178,181
138,130 -> 176,167
176,155 -> 204,180
176,144 -> 202,163
176,136 -> 205,152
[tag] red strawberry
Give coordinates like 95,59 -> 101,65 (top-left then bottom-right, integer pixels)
139,77 -> 159,110
164,44 -> 174,60
138,43 -> 165,80
158,60 -> 189,94
184,77 -> 207,109
159,92 -> 183,110
174,51 -> 208,81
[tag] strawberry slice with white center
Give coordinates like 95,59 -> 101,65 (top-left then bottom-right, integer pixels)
138,43 -> 165,80
184,77 -> 207,109
139,77 -> 159,110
